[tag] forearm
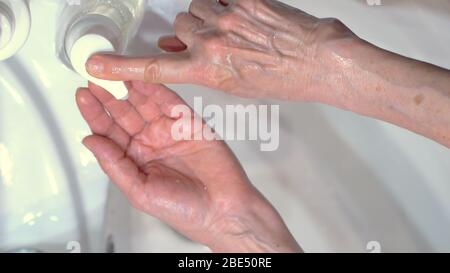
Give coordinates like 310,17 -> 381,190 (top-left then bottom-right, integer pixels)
315,36 -> 450,147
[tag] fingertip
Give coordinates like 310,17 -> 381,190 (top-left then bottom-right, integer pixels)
86,54 -> 106,77
76,87 -> 94,106
76,87 -> 87,99
82,135 -> 112,157
82,135 -> 96,150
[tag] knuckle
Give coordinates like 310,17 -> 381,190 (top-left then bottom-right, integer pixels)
188,0 -> 200,13
144,59 -> 161,82
201,35 -> 223,53
203,65 -> 234,88
174,13 -> 189,33
174,12 -> 188,25
217,12 -> 238,30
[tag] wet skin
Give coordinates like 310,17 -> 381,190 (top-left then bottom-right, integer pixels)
87,0 -> 450,147
78,0 -> 450,252
77,81 -> 301,252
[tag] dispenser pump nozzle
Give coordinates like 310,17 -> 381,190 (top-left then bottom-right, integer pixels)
0,0 -> 30,61
70,34 -> 129,99
0,6 -> 13,50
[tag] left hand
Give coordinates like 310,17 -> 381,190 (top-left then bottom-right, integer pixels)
76,81 -> 301,252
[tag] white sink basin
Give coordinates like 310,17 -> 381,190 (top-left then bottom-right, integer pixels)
0,0 -> 449,253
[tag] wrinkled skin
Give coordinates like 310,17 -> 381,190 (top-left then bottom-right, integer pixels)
79,0 -> 450,252
87,0 -> 450,147
87,0 -> 352,100
76,81 -> 301,252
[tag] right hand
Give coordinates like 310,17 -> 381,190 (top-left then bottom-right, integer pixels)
85,0 -> 355,101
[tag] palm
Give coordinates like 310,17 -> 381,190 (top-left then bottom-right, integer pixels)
76,81 -> 250,242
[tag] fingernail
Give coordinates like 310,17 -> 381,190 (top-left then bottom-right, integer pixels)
86,56 -> 104,75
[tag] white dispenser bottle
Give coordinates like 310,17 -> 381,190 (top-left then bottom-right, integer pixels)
57,0 -> 146,99
0,0 -> 31,61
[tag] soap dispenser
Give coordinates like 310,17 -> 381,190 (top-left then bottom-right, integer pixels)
0,0 -> 31,61
57,0 -> 146,99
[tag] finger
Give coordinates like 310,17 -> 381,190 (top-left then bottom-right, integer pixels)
173,12 -> 202,47
76,88 -> 130,149
83,135 -> 146,203
158,35 -> 187,52
130,81 -> 190,118
88,82 -> 146,136
189,0 -> 223,21
86,53 -> 194,84
127,83 -> 163,123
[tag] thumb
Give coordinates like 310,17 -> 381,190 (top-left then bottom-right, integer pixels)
86,53 -> 195,84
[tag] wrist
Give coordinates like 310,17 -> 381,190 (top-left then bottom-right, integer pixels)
294,18 -> 363,103
205,192 -> 301,253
